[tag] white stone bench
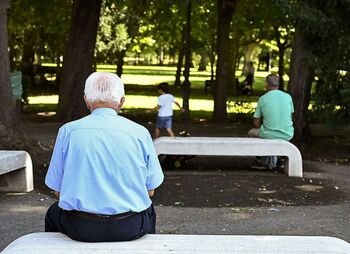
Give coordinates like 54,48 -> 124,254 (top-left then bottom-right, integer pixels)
0,151 -> 33,192
154,137 -> 303,177
2,233 -> 350,254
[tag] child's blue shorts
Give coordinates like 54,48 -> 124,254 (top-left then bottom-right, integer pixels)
156,116 -> 172,129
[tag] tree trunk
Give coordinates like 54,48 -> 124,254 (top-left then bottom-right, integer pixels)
198,50 -> 208,71
278,45 -> 285,91
0,0 -> 18,129
181,0 -> 191,122
209,50 -> 215,81
116,50 -> 126,77
174,48 -> 184,86
232,30 -> 240,96
0,0 -> 36,152
213,0 -> 237,123
209,33 -> 216,81
57,0 -> 101,122
287,29 -> 314,142
276,31 -> 288,91
228,30 -> 241,97
21,30 -> 36,87
226,36 -> 234,96
174,29 -> 186,86
55,40 -> 62,88
265,52 -> 271,71
158,45 -> 164,66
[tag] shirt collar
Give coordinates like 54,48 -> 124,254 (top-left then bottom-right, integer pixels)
91,107 -> 118,116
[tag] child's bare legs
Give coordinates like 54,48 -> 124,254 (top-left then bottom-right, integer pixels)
154,128 -> 161,139
166,128 -> 175,137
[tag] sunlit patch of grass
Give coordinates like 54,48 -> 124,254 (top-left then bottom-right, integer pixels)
28,95 -> 58,104
27,94 -> 257,114
42,63 -> 272,94
125,95 -> 257,113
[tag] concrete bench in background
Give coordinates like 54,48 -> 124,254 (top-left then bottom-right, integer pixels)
154,137 -> 303,177
2,233 -> 350,254
0,151 -> 33,192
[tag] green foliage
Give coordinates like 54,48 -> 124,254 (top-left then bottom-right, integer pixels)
96,2 -> 131,64
306,0 -> 350,125
8,0 -> 71,65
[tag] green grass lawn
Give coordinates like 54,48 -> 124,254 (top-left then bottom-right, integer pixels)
29,64 -> 274,121
98,64 -> 268,93
27,94 -> 257,114
42,63 -> 268,92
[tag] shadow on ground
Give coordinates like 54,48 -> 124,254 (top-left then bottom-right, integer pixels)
153,156 -> 347,208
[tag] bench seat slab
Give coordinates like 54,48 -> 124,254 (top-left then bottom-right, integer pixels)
2,233 -> 350,254
154,137 -> 303,177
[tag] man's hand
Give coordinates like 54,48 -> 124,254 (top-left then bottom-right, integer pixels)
54,191 -> 60,199
253,118 -> 261,129
148,189 -> 155,197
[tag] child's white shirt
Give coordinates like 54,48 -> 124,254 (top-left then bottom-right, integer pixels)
157,94 -> 174,117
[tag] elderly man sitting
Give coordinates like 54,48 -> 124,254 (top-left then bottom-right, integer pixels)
248,74 -> 294,169
45,72 -> 164,242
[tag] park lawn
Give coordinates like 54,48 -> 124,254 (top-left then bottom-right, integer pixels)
98,64 -> 269,93
27,94 -> 257,114
30,64 -> 273,120
41,63 -> 269,93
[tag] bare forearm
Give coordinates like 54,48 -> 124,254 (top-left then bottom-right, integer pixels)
253,118 -> 261,128
148,189 -> 155,197
153,105 -> 160,111
175,101 -> 182,110
54,191 -> 60,199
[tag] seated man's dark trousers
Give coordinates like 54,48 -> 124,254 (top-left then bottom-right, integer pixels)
45,201 -> 156,242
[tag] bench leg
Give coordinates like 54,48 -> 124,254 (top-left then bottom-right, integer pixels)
0,167 -> 34,192
285,157 -> 303,177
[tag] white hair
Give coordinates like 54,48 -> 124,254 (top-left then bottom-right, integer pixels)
84,72 -> 125,104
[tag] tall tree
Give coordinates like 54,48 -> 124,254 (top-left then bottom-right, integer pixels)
57,0 -> 101,122
181,0 -> 192,122
288,28 -> 314,141
276,27 -> 291,91
0,0 -> 35,151
174,29 -> 185,86
0,0 -> 17,130
213,0 -> 238,123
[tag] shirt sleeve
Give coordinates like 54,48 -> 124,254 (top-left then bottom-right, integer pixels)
290,96 -> 295,113
45,128 -> 66,192
145,132 -> 164,190
157,96 -> 162,106
253,98 -> 262,118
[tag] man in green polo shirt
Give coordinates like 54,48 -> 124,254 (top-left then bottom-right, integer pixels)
248,74 -> 294,168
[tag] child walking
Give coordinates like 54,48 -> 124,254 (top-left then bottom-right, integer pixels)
151,82 -> 183,138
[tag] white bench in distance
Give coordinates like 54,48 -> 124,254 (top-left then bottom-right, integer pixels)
154,137 -> 303,177
2,233 -> 350,254
0,150 -> 33,192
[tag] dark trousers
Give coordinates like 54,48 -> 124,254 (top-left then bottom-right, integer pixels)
45,201 -> 156,242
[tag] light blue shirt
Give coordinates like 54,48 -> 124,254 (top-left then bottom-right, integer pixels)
45,108 -> 164,215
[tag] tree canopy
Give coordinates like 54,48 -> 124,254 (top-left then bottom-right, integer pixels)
1,0 -> 349,144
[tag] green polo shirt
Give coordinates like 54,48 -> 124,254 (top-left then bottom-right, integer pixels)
254,90 -> 294,141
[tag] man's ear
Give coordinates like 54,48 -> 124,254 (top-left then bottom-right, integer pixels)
118,96 -> 125,110
84,95 -> 91,111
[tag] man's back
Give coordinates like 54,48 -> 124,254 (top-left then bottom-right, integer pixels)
46,108 -> 163,215
254,90 -> 294,140
45,72 -> 163,242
